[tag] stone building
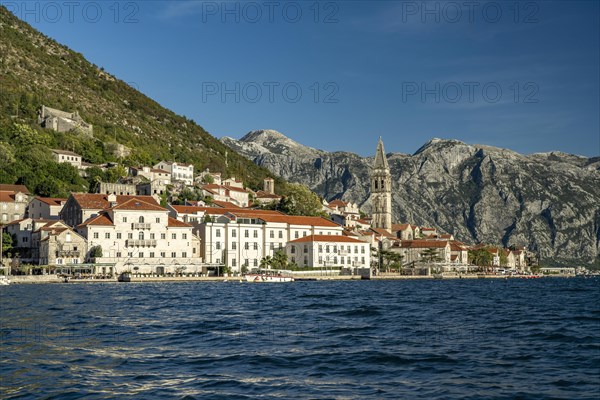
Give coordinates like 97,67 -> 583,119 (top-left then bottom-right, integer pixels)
38,105 -> 93,135
154,161 -> 194,186
27,197 -> 67,220
371,138 -> 392,232
38,221 -> 88,266
0,184 -> 30,224
286,234 -> 370,269
52,149 -> 83,168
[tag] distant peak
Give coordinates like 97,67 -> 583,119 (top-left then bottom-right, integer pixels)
240,129 -> 289,142
414,138 -> 465,155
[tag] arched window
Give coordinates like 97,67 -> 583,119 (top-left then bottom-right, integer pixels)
139,232 -> 144,240
381,179 -> 385,190
374,180 -> 378,189
139,216 -> 145,223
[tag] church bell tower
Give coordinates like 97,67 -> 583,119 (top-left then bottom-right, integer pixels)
371,137 -> 392,231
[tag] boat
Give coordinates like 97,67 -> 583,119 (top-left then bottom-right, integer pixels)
117,272 -> 131,282
0,276 -> 10,285
244,273 -> 294,283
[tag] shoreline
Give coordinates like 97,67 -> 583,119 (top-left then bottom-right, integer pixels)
3,274 -> 585,284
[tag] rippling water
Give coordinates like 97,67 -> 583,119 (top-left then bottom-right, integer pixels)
1,278 -> 599,399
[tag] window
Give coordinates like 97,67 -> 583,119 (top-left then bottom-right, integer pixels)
361,246 -> 365,254
150,233 -> 155,240
105,232 -> 110,239
270,231 -> 274,238
270,242 -> 274,250
354,246 -> 358,254
253,242 -> 258,250
128,252 -> 133,257
326,245 -> 330,253
139,252 -> 144,258
117,233 -> 122,239
318,256 -> 323,264
244,243 -> 249,250
232,242 -> 237,250
232,259 -> 237,267
116,252 -> 122,258
182,252 -> 187,258
216,230 -> 221,238
156,217 -> 160,223
304,245 -> 308,253
294,232 -> 299,239
160,252 -> 165,258
183,233 -> 187,239
253,230 -> 258,238
291,246 -> 296,254
253,259 -> 258,267
244,230 -> 249,238
304,256 -> 308,265
93,232 -> 99,239
303,231 -> 307,237
171,252 -> 176,258
232,230 -> 237,238
318,245 -> 323,253
361,257 -> 365,264
341,257 -> 345,264
128,233 -> 133,239
333,246 -> 337,254
278,231 -> 283,239
172,233 -> 176,239
139,216 -> 145,223
161,233 -> 166,240
123,217 -> 127,223
150,252 -> 155,258
291,257 -> 295,263
216,242 -> 221,250
139,232 -> 144,240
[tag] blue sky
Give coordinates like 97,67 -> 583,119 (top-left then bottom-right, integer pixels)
7,0 -> 600,157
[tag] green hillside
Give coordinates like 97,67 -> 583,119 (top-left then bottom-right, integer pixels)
0,6 -> 283,197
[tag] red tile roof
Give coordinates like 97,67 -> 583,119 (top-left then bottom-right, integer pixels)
0,184 -> 30,194
289,234 -> 366,244
400,240 -> 449,249
172,205 -> 281,216
168,217 -> 192,228
0,191 -> 16,203
78,213 -> 114,227
72,194 -> 158,210
211,200 -> 241,208
392,223 -> 411,231
328,200 -> 348,208
254,215 -> 340,227
421,227 -> 436,231
255,190 -> 281,199
35,197 -> 67,206
371,228 -> 396,238
111,198 -> 166,211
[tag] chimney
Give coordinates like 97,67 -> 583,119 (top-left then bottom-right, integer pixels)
107,193 -> 118,207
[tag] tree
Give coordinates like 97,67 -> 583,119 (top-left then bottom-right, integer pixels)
420,248 -> 442,263
260,255 -> 273,269
271,250 -> 288,270
90,245 -> 103,258
1,232 -> 13,256
380,250 -> 403,272
276,183 -> 326,217
468,248 -> 493,268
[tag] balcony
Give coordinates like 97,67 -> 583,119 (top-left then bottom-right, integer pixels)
57,250 -> 81,257
126,239 -> 157,247
132,223 -> 151,230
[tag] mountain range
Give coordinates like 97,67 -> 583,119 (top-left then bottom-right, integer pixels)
222,130 -> 600,267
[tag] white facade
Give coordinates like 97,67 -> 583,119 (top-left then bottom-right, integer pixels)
78,198 -> 201,274
168,206 -> 344,273
286,235 -> 370,269
52,149 -> 82,168
154,161 -> 194,185
28,197 -> 67,220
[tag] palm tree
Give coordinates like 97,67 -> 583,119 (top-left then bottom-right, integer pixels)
271,250 -> 288,270
260,255 -> 273,270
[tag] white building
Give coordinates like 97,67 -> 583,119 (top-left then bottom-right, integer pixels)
28,197 -> 67,220
168,205 -> 344,273
52,149 -> 82,168
78,197 -> 201,275
201,184 -> 250,207
130,166 -> 172,185
286,234 -> 370,269
154,161 -> 194,185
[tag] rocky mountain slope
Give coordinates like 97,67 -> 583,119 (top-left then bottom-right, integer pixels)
222,130 -> 600,266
